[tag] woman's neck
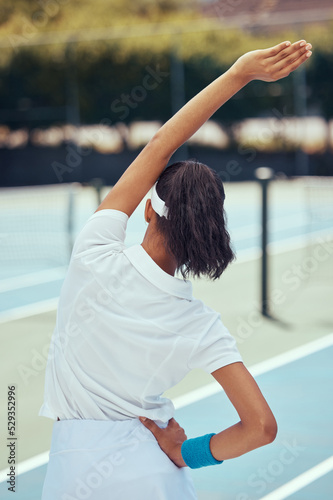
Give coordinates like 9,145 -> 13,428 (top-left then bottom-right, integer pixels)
141,233 -> 177,277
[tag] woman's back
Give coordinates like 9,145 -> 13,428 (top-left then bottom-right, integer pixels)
39,208 -> 241,423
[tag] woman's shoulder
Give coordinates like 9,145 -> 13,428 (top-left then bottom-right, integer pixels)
72,208 -> 129,258
176,295 -> 222,338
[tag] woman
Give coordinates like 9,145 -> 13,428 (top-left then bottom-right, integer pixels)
39,40 -> 312,499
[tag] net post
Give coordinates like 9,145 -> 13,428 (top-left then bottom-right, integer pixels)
255,167 -> 275,317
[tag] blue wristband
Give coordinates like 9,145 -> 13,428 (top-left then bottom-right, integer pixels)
181,433 -> 223,469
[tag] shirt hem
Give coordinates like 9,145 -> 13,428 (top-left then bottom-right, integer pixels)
204,355 -> 243,374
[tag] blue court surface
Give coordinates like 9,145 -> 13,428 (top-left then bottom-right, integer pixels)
178,341 -> 333,500
0,336 -> 332,499
1,180 -> 332,318
0,180 -> 332,498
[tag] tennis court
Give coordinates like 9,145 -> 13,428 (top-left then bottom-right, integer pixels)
1,335 -> 332,500
1,178 -> 332,319
0,179 -> 332,498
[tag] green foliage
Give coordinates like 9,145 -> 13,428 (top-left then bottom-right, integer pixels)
0,0 -> 332,125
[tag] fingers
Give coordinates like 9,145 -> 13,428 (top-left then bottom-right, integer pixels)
170,418 -> 185,430
139,417 -> 161,438
282,50 -> 312,74
273,42 -> 312,78
284,41 -> 312,60
277,40 -> 312,63
268,40 -> 311,64
139,416 -> 185,437
267,41 -> 291,57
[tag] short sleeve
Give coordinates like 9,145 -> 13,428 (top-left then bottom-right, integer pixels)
72,209 -> 129,257
188,316 -> 243,374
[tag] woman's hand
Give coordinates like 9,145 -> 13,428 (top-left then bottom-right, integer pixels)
234,40 -> 312,84
139,416 -> 188,468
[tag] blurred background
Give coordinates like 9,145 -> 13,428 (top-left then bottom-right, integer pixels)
0,0 -> 333,186
0,1 -> 332,499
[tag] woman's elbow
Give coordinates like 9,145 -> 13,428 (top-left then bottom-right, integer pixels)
247,413 -> 278,449
148,129 -> 173,163
260,415 -> 278,445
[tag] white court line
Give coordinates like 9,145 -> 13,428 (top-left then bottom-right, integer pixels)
231,222 -> 332,244
173,332 -> 333,409
0,298 -> 59,325
230,212 -> 309,241
267,228 -> 333,255
0,267 -> 67,293
0,333 -> 332,483
258,456 -> 333,500
231,229 -> 333,264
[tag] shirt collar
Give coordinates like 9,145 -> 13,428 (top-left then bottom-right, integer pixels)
123,244 -> 193,301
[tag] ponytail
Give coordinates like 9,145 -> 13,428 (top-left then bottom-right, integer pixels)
155,160 -> 235,280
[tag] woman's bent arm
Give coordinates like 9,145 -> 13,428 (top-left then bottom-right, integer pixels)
96,40 -> 312,217
140,362 -> 277,467
209,362 -> 277,461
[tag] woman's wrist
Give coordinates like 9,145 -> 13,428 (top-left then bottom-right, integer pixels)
181,433 -> 224,469
228,59 -> 253,88
176,443 -> 188,468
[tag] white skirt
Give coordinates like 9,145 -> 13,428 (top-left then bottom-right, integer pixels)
41,418 -> 198,500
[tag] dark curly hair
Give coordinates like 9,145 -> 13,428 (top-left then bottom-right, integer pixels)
154,159 -> 235,280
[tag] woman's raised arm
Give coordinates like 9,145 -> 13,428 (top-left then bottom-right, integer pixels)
96,40 -> 312,217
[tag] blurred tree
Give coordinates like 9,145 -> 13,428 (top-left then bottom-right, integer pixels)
0,0 -> 332,127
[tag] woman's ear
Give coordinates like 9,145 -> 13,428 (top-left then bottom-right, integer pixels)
144,198 -> 154,223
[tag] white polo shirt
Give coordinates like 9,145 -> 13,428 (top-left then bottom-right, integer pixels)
39,209 -> 242,424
